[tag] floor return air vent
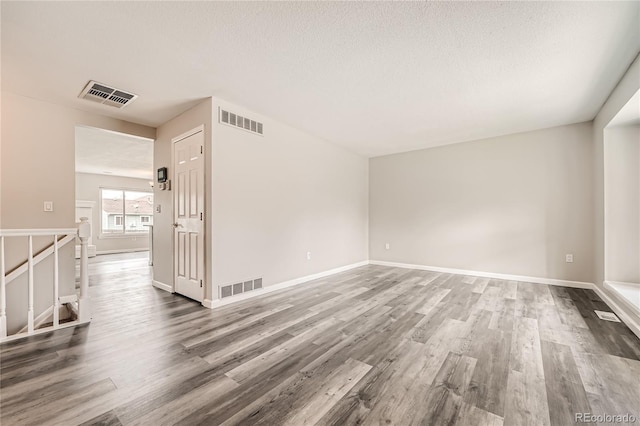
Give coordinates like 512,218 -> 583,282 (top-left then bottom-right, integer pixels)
594,310 -> 621,322
78,80 -> 138,108
221,278 -> 263,298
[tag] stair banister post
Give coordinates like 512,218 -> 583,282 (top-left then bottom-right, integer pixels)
28,235 -> 34,333
0,236 -> 6,338
53,234 -> 60,329
78,217 -> 92,323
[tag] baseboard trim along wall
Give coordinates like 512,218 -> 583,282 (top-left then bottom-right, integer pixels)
369,260 -> 595,289
203,260 -> 369,309
196,258 -> 640,338
152,280 -> 173,293
603,281 -> 640,316
96,248 -> 149,255
595,284 -> 640,339
370,260 -> 640,337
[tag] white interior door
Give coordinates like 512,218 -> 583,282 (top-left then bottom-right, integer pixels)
173,129 -> 205,302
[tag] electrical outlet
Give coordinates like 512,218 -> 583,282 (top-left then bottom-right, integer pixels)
565,254 -> 574,263
43,201 -> 53,212
156,204 -> 161,213
385,242 -> 390,250
306,251 -> 312,260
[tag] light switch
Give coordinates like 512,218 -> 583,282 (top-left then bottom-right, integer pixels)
44,201 -> 53,212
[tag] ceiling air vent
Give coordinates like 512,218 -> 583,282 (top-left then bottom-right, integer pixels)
219,107 -> 263,136
79,80 -> 138,109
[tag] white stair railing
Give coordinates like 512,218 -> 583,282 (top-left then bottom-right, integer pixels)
0,236 -> 5,339
77,218 -> 91,323
0,218 -> 92,341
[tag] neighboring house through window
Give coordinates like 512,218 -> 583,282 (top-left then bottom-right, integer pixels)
101,188 -> 154,235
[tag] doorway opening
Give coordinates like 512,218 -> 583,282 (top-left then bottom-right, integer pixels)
74,125 -> 155,264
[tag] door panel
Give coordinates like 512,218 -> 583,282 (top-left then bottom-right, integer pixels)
173,130 -> 204,302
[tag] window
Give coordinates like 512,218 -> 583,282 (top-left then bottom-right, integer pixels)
101,188 -> 153,236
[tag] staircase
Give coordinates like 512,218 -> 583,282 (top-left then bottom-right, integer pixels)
0,218 -> 92,342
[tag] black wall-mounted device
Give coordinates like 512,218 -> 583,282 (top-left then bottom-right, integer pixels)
157,167 -> 168,183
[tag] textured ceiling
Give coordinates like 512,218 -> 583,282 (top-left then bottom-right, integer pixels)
75,126 -> 154,180
2,2 -> 639,157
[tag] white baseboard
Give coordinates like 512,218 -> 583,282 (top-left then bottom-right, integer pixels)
369,260 -> 595,289
594,284 -> 640,339
203,260 -> 369,309
603,281 -> 640,316
96,248 -> 149,255
370,260 -> 640,337
173,258 -> 640,339
152,280 -> 173,293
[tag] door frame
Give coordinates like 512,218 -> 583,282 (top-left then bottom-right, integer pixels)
171,125 -> 206,303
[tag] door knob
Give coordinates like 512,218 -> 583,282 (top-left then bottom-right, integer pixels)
172,222 -> 179,228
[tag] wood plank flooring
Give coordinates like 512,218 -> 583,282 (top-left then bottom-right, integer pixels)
1,252 -> 639,425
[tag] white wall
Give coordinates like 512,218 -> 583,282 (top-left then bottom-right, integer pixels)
75,172 -> 152,254
604,125 -> 640,284
370,122 -> 594,283
210,98 -> 369,300
594,53 -> 640,288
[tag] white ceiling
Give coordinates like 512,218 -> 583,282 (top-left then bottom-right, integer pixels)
2,2 -> 639,157
75,126 -> 154,180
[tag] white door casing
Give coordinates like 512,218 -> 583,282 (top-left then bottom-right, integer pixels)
173,127 -> 205,302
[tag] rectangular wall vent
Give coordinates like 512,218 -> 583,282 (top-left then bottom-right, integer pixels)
221,285 -> 233,298
220,277 -> 264,298
219,107 -> 263,136
79,80 -> 138,109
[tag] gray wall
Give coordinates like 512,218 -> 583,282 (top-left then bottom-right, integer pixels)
370,122 -> 594,283
152,97 -> 369,302
1,92 -> 155,334
604,125 -> 640,283
5,239 -> 74,335
210,98 -> 369,299
153,99 -> 213,292
1,92 -> 156,230
75,172 -> 152,254
593,53 -> 640,288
